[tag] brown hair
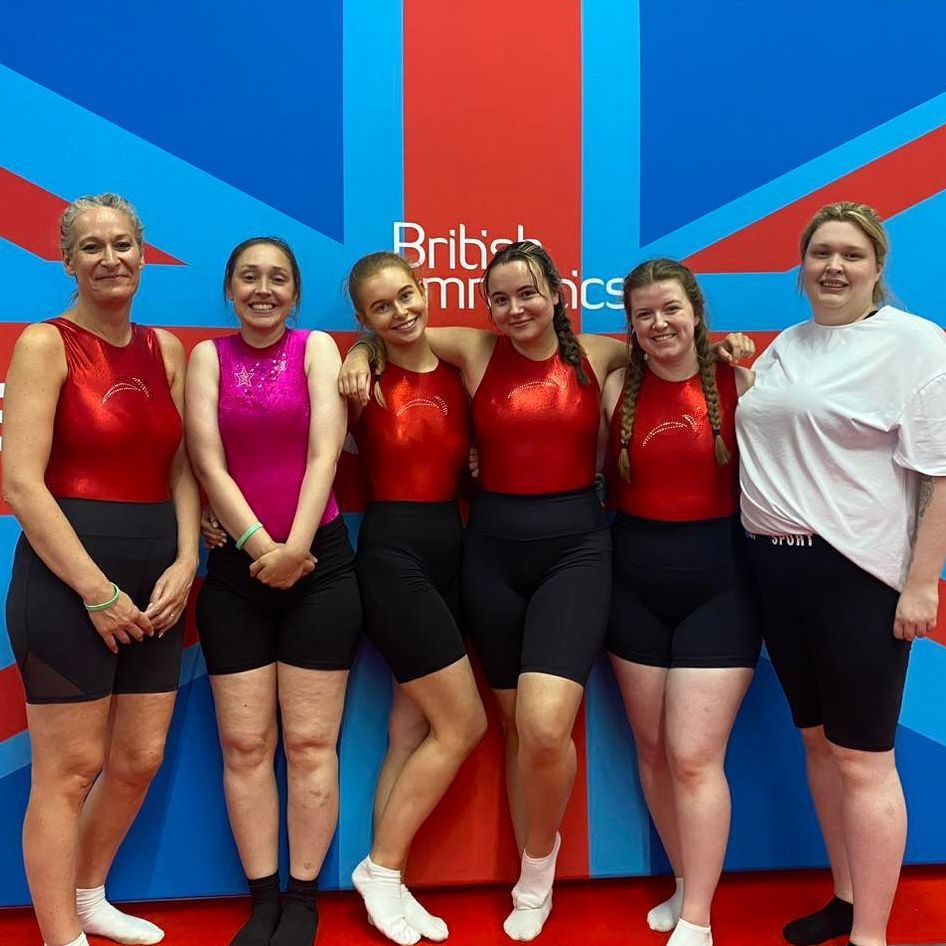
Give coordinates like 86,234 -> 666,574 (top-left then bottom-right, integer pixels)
223,236 -> 302,308
346,252 -> 426,407
799,201 -> 890,306
617,258 -> 731,481
480,241 -> 589,385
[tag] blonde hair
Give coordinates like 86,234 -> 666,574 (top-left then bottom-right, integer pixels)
617,259 -> 731,481
60,193 -> 144,260
799,201 -> 890,306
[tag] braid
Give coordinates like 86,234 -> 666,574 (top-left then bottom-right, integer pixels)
617,335 -> 647,481
552,308 -> 590,385
694,322 -> 731,466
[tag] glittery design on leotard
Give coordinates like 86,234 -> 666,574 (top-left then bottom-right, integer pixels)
215,330 -> 339,541
355,362 -> 471,502
608,363 -> 739,521
44,319 -> 181,502
473,336 -> 600,495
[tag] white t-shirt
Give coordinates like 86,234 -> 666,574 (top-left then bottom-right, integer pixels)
736,305 -> 946,590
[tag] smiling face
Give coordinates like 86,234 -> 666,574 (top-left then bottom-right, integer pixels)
485,260 -> 558,344
63,207 -> 144,305
356,265 -> 428,348
802,220 -> 881,323
628,278 -> 700,369
227,242 -> 298,333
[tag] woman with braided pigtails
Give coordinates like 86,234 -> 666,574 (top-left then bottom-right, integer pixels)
603,259 -> 760,946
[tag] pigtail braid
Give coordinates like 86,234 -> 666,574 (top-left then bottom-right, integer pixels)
617,335 -> 647,481
552,307 -> 590,386
694,322 -> 731,466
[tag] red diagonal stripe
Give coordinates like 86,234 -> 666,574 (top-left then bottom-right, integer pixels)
685,123 -> 946,273
0,167 -> 184,265
0,664 -> 27,743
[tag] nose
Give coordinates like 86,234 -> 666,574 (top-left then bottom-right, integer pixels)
825,252 -> 844,271
652,309 -> 668,328
102,244 -> 118,265
394,299 -> 411,318
508,296 -> 525,315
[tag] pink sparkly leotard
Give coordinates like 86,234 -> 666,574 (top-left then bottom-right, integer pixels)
215,329 -> 339,542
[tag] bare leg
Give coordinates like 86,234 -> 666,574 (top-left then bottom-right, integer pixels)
831,743 -> 906,946
23,699 -> 110,946
373,686 -> 430,834
277,663 -> 349,880
608,656 -> 680,871
664,667 -> 753,927
210,666 -> 279,878
75,692 -> 177,886
494,688 -> 528,854
371,658 -> 486,869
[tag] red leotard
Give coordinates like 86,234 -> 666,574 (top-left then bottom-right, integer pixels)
609,362 -> 739,521
355,361 -> 472,502
473,336 -> 600,495
44,319 -> 182,502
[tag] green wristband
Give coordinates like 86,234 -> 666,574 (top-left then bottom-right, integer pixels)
85,582 -> 121,612
235,521 -> 263,551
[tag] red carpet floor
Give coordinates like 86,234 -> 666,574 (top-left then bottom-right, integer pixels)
3,866 -> 946,946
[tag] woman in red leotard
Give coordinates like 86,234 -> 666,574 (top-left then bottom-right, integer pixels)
3,193 -> 200,946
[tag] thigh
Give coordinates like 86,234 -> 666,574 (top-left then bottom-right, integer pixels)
400,656 -> 484,731
198,547 -> 280,675
210,664 -> 279,747
26,699 -> 111,780
747,539 -> 821,731
609,655 -> 669,748
521,529 -> 612,687
462,533 -> 528,691
105,691 -> 177,764
7,535 -> 117,703
115,534 -> 185,695
279,521 -> 363,671
515,671 -> 585,742
814,554 -> 907,752
277,663 -> 349,747
358,545 -> 466,685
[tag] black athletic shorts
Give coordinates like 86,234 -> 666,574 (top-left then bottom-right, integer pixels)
197,515 -> 362,675
6,498 -> 184,704
747,533 -> 909,752
462,489 -> 611,691
357,501 -> 467,684
607,514 -> 761,669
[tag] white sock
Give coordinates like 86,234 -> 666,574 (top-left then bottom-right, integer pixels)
352,856 -> 420,945
647,877 -> 684,932
503,833 -> 561,942
667,917 -> 713,946
76,886 -> 164,945
401,884 -> 448,941
46,934 -> 89,946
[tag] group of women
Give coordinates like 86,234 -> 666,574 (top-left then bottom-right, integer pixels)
3,193 -> 944,946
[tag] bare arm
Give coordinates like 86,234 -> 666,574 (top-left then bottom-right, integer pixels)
145,329 -> 201,631
2,324 -> 152,650
184,339 -> 279,561
895,475 -> 946,640
734,365 -> 755,397
250,332 -> 347,589
579,334 -> 626,388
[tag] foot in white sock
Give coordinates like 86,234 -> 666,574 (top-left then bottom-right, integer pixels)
667,917 -> 712,946
401,885 -> 448,941
352,857 -> 420,945
647,878 -> 684,933
46,934 -> 89,946
76,886 -> 164,945
503,833 -> 561,942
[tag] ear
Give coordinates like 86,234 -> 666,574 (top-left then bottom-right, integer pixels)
62,251 -> 75,277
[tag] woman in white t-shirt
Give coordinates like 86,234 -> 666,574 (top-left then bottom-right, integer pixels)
736,201 -> 946,946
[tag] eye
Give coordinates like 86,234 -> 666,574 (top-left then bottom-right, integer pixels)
115,241 -> 133,251
844,253 -> 864,261
492,295 -> 508,306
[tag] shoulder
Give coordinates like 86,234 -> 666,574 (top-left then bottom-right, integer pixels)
879,306 -> 946,344
305,329 -> 342,359
152,327 -> 185,365
15,321 -> 66,357
601,367 -> 626,418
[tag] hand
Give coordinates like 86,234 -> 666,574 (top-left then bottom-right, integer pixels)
468,446 -> 479,479
338,348 -> 372,406
714,332 -> 755,365
894,582 -> 939,641
88,590 -> 154,654
201,504 -> 228,549
249,545 -> 317,589
146,558 -> 198,634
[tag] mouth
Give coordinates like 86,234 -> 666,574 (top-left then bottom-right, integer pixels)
819,279 -> 848,291
507,318 -> 531,328
650,332 -> 677,342
249,302 -> 277,312
391,316 -> 419,333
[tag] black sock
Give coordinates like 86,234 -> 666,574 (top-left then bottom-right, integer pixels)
231,872 -> 281,946
271,875 -> 319,946
783,896 -> 854,946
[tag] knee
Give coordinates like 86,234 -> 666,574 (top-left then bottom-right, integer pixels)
388,710 -> 430,755
442,702 -> 488,756
282,730 -> 336,773
801,726 -> 833,763
666,743 -> 719,786
632,731 -> 667,774
830,744 -> 895,789
221,729 -> 277,774
39,749 -> 105,805
518,719 -> 571,766
106,741 -> 166,791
